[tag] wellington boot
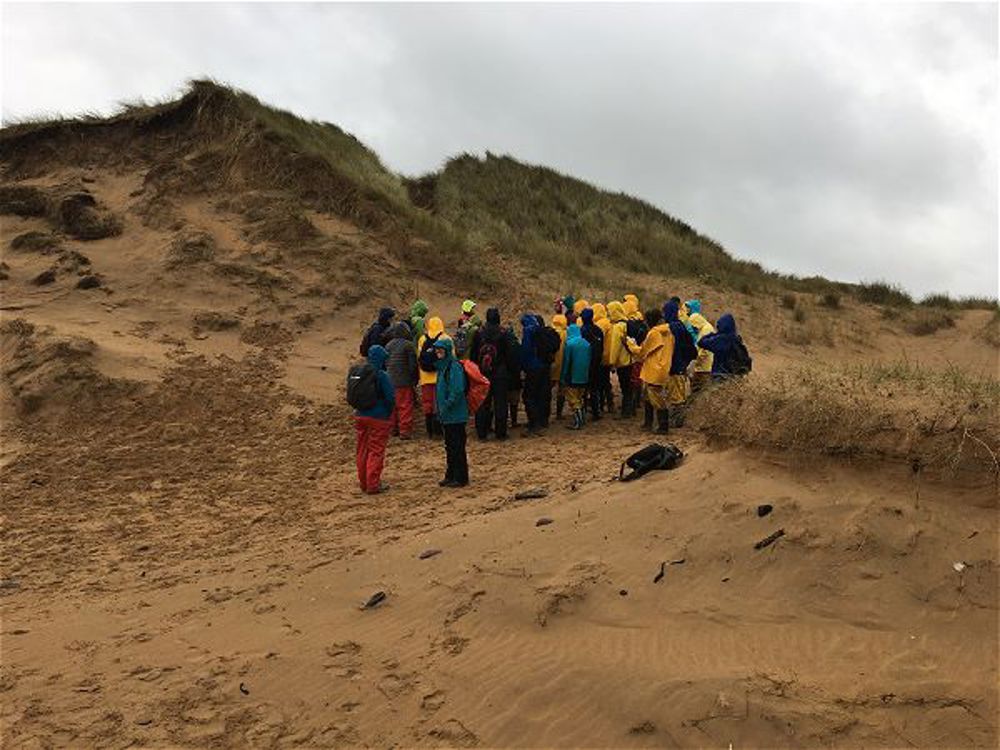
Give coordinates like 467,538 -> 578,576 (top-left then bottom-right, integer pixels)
654,409 -> 670,435
642,403 -> 654,430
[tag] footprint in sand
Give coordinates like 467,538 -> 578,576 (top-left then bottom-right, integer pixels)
428,718 -> 479,747
421,690 -> 446,712
324,641 -> 362,679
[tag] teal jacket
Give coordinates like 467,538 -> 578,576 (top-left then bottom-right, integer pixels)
434,338 -> 469,424
560,325 -> 591,386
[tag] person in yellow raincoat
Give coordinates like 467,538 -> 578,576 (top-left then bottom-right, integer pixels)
550,314 -> 568,420
687,312 -> 715,392
591,303 -> 614,413
606,301 -> 635,417
624,308 -> 674,434
417,316 -> 450,438
622,294 -> 644,417
572,299 -> 589,321
623,294 -> 642,320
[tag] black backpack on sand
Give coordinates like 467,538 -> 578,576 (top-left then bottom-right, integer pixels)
347,363 -> 379,410
619,443 -> 684,482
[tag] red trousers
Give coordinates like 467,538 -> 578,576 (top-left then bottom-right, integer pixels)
355,416 -> 391,494
392,387 -> 415,437
420,384 -> 436,416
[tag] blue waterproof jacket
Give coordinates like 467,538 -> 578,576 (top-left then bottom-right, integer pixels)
698,313 -> 739,375
560,325 -> 592,386
519,314 -> 544,372
663,300 -> 698,375
355,345 -> 396,420
434,338 -> 469,424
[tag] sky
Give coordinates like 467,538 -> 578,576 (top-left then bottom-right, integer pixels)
2,2 -> 997,298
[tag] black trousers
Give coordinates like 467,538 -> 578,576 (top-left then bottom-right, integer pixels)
616,366 -> 634,414
443,422 -> 469,484
475,378 -> 509,439
587,368 -> 602,418
523,369 -> 548,430
600,365 -> 614,411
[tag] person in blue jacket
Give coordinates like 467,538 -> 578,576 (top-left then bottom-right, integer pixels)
560,324 -> 592,430
697,313 -> 746,378
661,299 -> 699,426
519,313 -> 547,437
434,338 -> 469,487
353,345 -> 395,495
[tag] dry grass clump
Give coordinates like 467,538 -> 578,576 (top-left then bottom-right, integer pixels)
855,280 -> 913,307
819,292 -> 841,309
784,317 -> 834,346
981,310 -> 1000,348
905,308 -> 955,336
780,293 -> 797,310
689,362 -> 1000,483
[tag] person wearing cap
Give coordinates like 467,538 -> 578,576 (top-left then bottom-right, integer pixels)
453,299 -> 482,360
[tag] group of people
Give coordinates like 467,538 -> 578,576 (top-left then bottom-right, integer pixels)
349,294 -> 750,495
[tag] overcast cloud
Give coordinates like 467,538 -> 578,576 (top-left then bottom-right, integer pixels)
2,2 -> 996,297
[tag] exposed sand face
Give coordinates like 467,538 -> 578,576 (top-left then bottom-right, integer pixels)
1,168 -> 998,748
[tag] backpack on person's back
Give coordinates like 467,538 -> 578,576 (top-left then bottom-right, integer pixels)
452,324 -> 471,360
725,336 -> 753,376
419,334 -> 440,373
346,363 -> 379,410
534,325 -> 562,364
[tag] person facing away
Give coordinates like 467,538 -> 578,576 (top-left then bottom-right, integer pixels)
560,323 -> 592,430
687,311 -> 716,391
384,321 -> 418,440
579,307 -> 605,422
550,314 -> 569,420
606,301 -> 636,418
433,338 -> 469,487
562,295 -> 577,325
360,307 -> 396,356
353,344 -> 395,494
697,313 -> 747,379
453,299 -> 482,360
519,313 -> 547,437
661,299 -> 699,426
410,299 -> 429,344
624,308 -> 674,434
469,307 -> 511,441
592,303 -> 614,414
417,316 -> 449,438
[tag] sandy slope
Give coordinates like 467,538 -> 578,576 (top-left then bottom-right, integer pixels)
1,167 -> 998,748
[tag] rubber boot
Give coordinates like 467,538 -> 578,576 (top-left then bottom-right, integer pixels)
432,415 -> 443,438
425,415 -> 434,439
654,409 -> 670,435
565,409 -> 582,430
556,394 -> 565,421
642,402 -> 654,430
509,401 -> 519,428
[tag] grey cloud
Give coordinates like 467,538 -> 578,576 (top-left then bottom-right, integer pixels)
2,2 -> 995,297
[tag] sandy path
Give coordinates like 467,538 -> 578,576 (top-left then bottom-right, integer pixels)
3,363 -> 996,748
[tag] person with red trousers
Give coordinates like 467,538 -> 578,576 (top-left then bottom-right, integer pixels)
354,344 -> 395,494
384,321 -> 418,439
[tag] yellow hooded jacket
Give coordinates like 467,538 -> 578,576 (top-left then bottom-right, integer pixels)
688,312 -> 715,373
550,314 -> 568,382
625,322 -> 674,386
417,317 -> 450,386
606,301 -> 632,368
623,295 -> 642,321
573,299 -> 589,316
592,303 -> 613,365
